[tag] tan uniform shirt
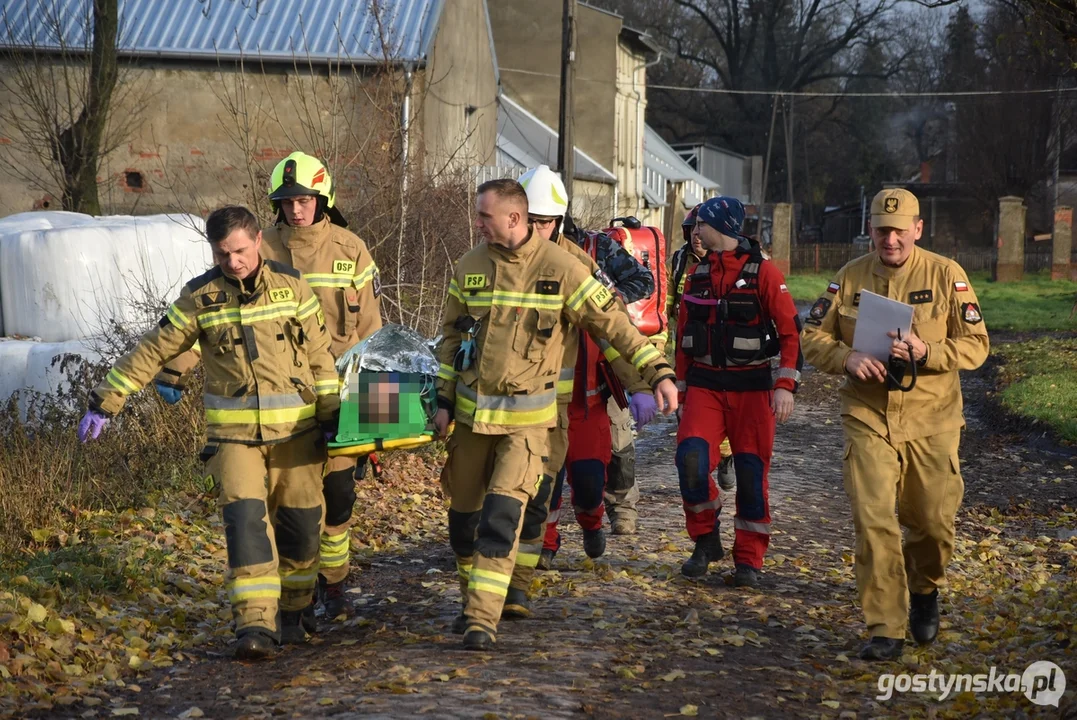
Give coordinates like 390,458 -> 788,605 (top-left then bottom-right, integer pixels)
435,233 -> 675,435
800,246 -> 990,443
92,260 -> 340,445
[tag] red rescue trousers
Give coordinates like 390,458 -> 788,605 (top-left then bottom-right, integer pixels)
543,397 -> 611,551
675,387 -> 774,569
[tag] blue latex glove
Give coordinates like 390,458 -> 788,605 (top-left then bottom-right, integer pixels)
154,381 -> 183,405
77,410 -> 110,443
629,392 -> 657,428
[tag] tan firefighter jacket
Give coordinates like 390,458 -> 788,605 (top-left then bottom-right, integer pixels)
91,260 -> 340,445
435,231 -> 675,435
155,217 -> 382,388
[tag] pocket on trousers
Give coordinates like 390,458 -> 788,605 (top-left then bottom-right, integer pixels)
439,434 -> 458,500
523,435 -> 548,500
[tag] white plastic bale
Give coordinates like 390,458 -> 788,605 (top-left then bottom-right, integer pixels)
0,337 -> 105,418
0,210 -> 99,337
0,339 -> 32,408
0,214 -> 211,342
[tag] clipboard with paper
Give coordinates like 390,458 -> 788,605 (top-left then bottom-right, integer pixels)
851,290 -> 914,362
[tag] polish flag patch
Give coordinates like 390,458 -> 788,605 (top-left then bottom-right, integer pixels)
827,282 -> 840,294
954,281 -> 969,292
779,283 -> 789,293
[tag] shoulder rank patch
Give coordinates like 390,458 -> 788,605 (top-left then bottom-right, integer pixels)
962,302 -> 982,324
594,268 -> 615,289
779,283 -> 789,293
269,287 -> 295,303
195,291 -> 230,309
809,297 -> 832,321
463,273 -> 487,290
853,292 -> 861,307
589,284 -> 614,310
909,289 -> 934,304
827,282 -> 840,294
536,280 -> 561,295
954,281 -> 969,292
333,259 -> 356,275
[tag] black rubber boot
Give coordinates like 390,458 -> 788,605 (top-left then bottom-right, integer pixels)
281,605 -> 314,644
319,575 -> 353,620
680,532 -> 724,578
451,611 -> 468,635
909,590 -> 940,645
537,549 -> 556,571
501,587 -> 531,619
233,628 -> 277,660
463,628 -> 494,650
859,637 -> 905,661
732,564 -> 759,587
582,528 -> 607,559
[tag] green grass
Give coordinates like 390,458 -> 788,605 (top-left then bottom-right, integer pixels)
785,270 -> 1077,332
993,337 -> 1077,444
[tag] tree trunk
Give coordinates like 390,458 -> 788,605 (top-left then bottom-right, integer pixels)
55,0 -> 119,214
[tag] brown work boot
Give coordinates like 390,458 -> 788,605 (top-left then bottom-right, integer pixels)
717,456 -> 736,491
610,516 -> 637,535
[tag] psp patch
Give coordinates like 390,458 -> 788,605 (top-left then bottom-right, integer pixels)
268,287 -> 295,303
809,297 -> 832,321
195,291 -> 230,309
463,273 -> 487,290
589,284 -> 615,311
962,302 -> 982,325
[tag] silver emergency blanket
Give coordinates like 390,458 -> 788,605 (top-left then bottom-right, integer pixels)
335,323 -> 440,376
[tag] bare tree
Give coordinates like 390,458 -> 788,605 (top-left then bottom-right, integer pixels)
0,0 -> 137,213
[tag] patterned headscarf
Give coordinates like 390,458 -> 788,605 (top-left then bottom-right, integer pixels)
697,196 -> 747,239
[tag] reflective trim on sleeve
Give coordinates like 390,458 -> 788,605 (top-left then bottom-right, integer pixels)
105,368 -> 141,396
352,263 -> 378,291
630,344 -> 662,371
166,303 -> 191,330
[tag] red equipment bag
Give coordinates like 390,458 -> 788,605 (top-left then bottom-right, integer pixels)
603,217 -> 668,338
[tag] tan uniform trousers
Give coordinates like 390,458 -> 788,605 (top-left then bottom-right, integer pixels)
206,432 -> 325,637
441,422 -> 547,639
510,404 -> 569,592
319,454 -> 358,585
843,417 -> 964,639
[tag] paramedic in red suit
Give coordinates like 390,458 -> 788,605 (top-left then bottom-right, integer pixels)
674,196 -> 803,587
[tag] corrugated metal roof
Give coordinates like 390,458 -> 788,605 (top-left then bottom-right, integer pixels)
644,125 -> 718,208
497,95 -> 616,184
0,0 -> 444,64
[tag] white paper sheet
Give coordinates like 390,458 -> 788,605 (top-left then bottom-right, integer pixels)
851,290 -> 914,362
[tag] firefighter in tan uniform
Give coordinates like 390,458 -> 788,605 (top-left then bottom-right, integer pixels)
499,166 -> 657,621
435,179 -> 679,650
154,153 -> 382,619
801,188 -> 989,661
78,206 -> 340,661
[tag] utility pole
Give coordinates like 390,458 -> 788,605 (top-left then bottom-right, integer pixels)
557,0 -> 576,211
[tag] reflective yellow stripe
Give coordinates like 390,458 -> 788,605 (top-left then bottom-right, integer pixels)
352,263 -> 377,291
462,290 -> 562,311
106,368 -> 140,395
305,273 -> 352,289
468,568 -> 510,596
228,576 -> 281,603
191,340 -> 202,354
279,568 -> 319,589
448,278 -> 463,303
603,346 -> 621,362
319,531 -> 350,568
631,344 -> 662,371
556,379 -> 574,395
315,379 -> 338,395
516,552 -> 540,568
198,301 -> 301,329
166,304 -> 190,329
438,363 -> 458,382
455,394 -> 557,427
205,404 -> 316,426
567,276 -> 603,311
456,561 -> 473,581
296,295 -> 320,321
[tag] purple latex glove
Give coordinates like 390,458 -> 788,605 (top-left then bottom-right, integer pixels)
629,392 -> 657,428
77,409 -> 110,443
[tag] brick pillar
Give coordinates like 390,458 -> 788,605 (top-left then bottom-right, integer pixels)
995,196 -> 1025,283
771,203 -> 792,276
1052,206 -> 1073,281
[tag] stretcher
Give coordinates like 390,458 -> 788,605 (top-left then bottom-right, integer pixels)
326,370 -> 439,459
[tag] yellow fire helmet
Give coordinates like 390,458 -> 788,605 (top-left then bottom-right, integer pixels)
268,151 -> 348,227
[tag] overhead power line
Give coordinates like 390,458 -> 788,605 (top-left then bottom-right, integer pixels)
499,66 -> 1077,98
